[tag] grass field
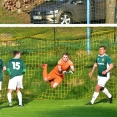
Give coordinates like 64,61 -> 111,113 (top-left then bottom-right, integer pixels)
0,27 -> 117,117
0,98 -> 117,117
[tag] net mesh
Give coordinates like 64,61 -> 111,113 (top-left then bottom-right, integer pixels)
0,25 -> 117,101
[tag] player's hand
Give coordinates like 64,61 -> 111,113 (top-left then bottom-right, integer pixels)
89,72 -> 93,77
102,71 -> 107,75
69,71 -> 74,74
62,71 -> 67,74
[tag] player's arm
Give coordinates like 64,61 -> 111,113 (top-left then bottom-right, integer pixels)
89,63 -> 97,77
102,56 -> 114,75
102,63 -> 113,75
22,68 -> 26,74
57,59 -> 66,74
7,68 -> 11,75
2,60 -> 6,71
58,65 -> 62,73
22,61 -> 26,74
106,63 -> 114,72
3,66 -> 6,71
105,56 -> 114,72
68,65 -> 74,74
58,65 -> 67,74
7,68 -> 10,74
70,66 -> 74,72
7,61 -> 11,75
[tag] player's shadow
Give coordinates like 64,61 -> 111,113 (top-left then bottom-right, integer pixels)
94,98 -> 109,105
13,99 -> 32,106
0,101 -> 9,109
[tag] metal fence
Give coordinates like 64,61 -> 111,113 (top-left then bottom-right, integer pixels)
1,0 -> 116,24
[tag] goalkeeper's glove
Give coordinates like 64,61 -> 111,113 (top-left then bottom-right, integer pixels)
62,71 -> 67,74
68,70 -> 74,74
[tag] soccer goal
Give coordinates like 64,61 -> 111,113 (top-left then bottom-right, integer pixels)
0,24 -> 117,101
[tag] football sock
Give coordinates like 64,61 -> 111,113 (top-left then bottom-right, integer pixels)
43,65 -> 48,79
90,92 -> 99,104
102,87 -> 112,98
7,93 -> 12,104
17,92 -> 22,105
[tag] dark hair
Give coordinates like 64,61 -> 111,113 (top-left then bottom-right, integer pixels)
62,53 -> 69,56
99,46 -> 106,50
13,51 -> 20,56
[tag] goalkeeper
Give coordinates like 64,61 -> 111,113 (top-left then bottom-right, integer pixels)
40,53 -> 74,88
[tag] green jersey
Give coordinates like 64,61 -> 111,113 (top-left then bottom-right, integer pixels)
7,58 -> 26,79
0,59 -> 5,81
96,54 -> 113,77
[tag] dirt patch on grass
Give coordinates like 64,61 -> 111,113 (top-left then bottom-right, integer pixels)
0,1 -> 31,24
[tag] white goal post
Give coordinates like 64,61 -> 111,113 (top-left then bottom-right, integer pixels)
0,24 -> 117,27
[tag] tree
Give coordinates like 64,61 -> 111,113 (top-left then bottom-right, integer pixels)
106,0 -> 116,23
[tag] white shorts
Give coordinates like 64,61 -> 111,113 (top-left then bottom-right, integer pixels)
0,82 -> 2,90
8,75 -> 23,90
97,74 -> 110,87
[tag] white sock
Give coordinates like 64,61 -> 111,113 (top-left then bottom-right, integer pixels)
7,93 -> 12,104
17,92 -> 22,105
102,88 -> 112,98
91,92 -> 99,104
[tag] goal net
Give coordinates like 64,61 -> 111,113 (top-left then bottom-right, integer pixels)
0,24 -> 117,101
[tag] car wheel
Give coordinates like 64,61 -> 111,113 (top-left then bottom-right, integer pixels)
59,13 -> 73,24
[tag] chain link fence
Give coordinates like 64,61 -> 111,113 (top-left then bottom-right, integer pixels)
1,0 -> 117,24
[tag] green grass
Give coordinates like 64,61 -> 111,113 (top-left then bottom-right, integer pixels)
0,27 -> 117,117
0,98 -> 117,117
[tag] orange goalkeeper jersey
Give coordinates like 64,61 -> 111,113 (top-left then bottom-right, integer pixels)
52,59 -> 74,75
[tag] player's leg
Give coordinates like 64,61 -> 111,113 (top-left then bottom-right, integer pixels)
40,64 -> 49,82
16,75 -> 23,106
100,87 -> 112,103
0,81 -> 2,98
49,80 -> 54,87
90,84 -> 101,104
86,84 -> 101,105
51,76 -> 63,88
100,75 -> 112,103
86,76 -> 102,105
7,77 -> 17,106
0,75 -> 3,98
7,89 -> 13,106
52,82 -> 59,88
16,88 -> 22,106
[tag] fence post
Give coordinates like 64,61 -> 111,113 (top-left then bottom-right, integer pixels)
87,0 -> 90,55
106,0 -> 116,23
